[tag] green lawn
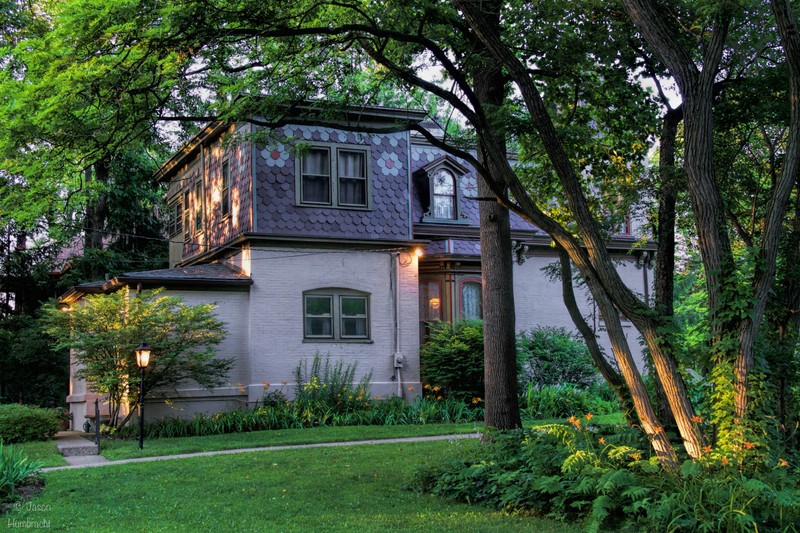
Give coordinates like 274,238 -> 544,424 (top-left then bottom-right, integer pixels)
7,440 -> 575,532
100,422 -> 484,461
10,440 -> 67,468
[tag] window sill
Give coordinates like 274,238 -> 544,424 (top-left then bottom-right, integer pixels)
302,339 -> 374,344
421,217 -> 471,225
297,203 -> 372,211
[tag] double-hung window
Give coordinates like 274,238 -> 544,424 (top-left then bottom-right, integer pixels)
193,178 -> 204,234
182,190 -> 191,241
298,145 -> 369,208
303,289 -> 370,341
432,168 -> 457,219
221,159 -> 231,218
167,199 -> 182,237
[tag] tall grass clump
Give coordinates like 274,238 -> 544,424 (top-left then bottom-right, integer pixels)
294,353 -> 373,415
0,444 -> 42,502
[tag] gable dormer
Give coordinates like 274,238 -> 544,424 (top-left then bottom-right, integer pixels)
414,156 -> 471,224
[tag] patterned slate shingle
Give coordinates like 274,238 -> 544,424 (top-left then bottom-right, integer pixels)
255,126 -> 412,241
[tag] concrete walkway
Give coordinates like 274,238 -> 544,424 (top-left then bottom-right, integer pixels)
53,431 -> 110,467
44,433 -> 480,473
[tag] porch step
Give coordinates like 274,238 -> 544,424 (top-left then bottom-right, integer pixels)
55,431 -> 99,457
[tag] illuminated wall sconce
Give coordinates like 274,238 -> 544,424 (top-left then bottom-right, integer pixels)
429,297 -> 440,310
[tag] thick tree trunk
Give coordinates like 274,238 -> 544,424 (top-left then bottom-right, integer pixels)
478,175 -> 521,430
472,5 -> 521,430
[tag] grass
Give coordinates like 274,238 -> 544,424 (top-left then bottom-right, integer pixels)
9,440 -> 67,468
100,422 -> 483,461
6,440 -> 575,532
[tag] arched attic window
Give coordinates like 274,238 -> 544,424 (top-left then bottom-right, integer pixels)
416,156 -> 471,224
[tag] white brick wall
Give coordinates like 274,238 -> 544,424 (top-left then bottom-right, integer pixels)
513,250 -> 649,370
245,246 -> 421,402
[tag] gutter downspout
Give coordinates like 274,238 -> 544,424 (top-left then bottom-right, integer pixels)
393,252 -> 404,398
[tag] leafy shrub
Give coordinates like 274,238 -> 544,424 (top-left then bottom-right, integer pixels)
420,320 -> 484,401
115,395 -> 483,440
523,383 -> 619,419
0,444 -> 42,502
418,421 -> 800,532
0,404 -> 60,443
517,326 -> 598,388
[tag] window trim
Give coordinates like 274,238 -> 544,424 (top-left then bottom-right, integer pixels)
303,288 -> 372,342
295,142 -> 372,210
221,158 -> 231,219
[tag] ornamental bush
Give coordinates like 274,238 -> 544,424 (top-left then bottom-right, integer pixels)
418,422 -> 800,532
0,404 -> 60,443
420,320 -> 484,401
516,326 -> 598,388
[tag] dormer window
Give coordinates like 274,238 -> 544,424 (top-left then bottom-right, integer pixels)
432,169 -> 456,219
297,143 -> 371,209
416,156 -> 470,224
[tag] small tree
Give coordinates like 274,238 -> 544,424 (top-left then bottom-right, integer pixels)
44,288 -> 231,427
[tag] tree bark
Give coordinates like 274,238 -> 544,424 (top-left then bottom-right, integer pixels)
652,106 -> 682,428
84,158 -> 110,278
472,0 -> 521,430
456,0 -> 703,461
557,247 -> 636,424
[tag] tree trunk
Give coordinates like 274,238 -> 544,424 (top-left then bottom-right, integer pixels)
652,107 -> 682,429
472,4 -> 521,429
85,159 -> 110,278
584,269 -> 679,470
457,0 -> 703,461
557,247 -> 635,424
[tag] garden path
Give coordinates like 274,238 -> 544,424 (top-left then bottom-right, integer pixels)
45,432 -> 480,472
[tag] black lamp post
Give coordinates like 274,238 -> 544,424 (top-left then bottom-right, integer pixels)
135,341 -> 151,450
